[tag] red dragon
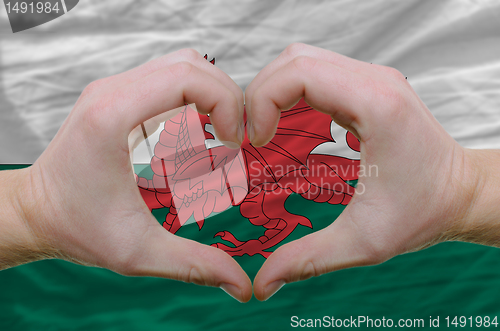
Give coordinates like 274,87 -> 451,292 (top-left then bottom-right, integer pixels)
135,56 -> 361,258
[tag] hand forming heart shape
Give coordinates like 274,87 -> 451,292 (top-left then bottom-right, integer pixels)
2,43 -> 494,303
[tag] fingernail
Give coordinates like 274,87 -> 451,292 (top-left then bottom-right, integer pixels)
220,283 -> 243,303
221,141 -> 241,150
264,280 -> 285,301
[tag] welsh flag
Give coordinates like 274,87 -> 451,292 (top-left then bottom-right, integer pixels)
132,99 -> 361,259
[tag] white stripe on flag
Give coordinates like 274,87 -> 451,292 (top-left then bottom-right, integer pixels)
60,0 -> 68,13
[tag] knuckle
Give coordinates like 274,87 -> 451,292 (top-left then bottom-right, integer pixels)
176,48 -> 201,62
174,264 -> 206,285
381,65 -> 406,82
81,78 -> 107,99
368,80 -> 407,119
284,42 -> 308,58
186,266 -> 204,285
292,55 -> 317,72
298,260 -> 320,281
168,61 -> 194,80
82,91 -> 118,132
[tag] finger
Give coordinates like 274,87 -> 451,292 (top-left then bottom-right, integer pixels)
246,43 -> 369,103
112,49 -> 244,116
122,221 -> 252,303
247,56 -> 374,146
253,212 -> 378,301
87,62 -> 243,148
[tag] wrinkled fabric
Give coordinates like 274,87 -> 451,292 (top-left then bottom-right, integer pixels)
1,0 -> 500,163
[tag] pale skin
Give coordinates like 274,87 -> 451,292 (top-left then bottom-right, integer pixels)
1,44 -> 499,303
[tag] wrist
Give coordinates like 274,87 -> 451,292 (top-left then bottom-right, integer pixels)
0,167 -> 49,269
449,148 -> 500,246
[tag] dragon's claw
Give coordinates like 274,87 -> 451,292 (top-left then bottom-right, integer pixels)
213,230 -> 245,246
212,235 -> 273,258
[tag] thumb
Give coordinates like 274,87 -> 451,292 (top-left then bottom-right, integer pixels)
253,211 -> 382,301
119,220 -> 253,303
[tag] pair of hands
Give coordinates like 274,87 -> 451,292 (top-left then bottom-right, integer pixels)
6,43 -> 490,302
